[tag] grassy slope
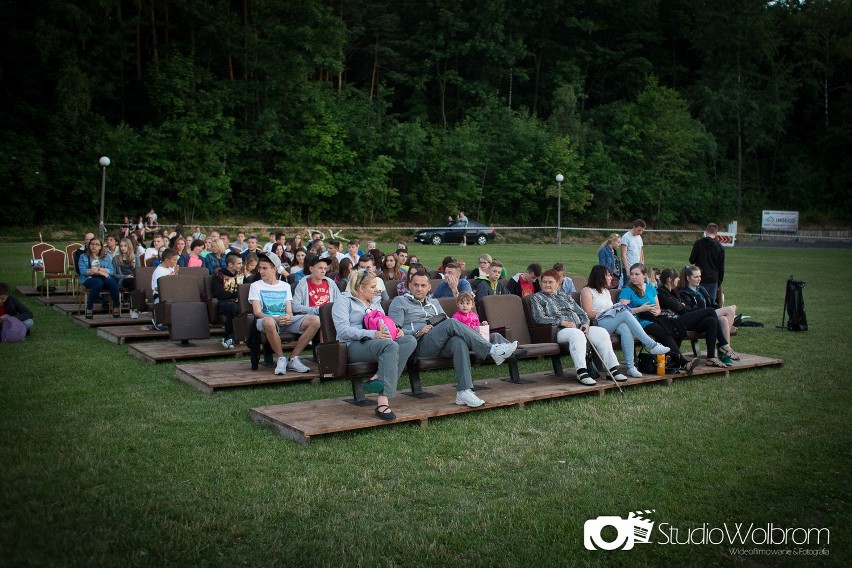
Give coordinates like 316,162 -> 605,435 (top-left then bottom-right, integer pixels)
0,242 -> 849,567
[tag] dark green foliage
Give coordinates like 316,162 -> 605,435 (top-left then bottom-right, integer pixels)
0,0 -> 849,227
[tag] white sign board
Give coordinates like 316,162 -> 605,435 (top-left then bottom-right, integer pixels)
761,210 -> 799,232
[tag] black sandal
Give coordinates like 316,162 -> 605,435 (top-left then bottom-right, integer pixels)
375,404 -> 396,421
706,357 -> 727,368
683,357 -> 702,375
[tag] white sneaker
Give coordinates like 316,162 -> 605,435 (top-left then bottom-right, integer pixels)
626,366 -> 644,378
649,343 -> 671,355
611,370 -> 629,382
578,373 -> 597,386
489,341 -> 518,365
221,338 -> 235,350
288,356 -> 310,373
130,309 -> 139,320
455,388 -> 485,407
274,357 -> 288,375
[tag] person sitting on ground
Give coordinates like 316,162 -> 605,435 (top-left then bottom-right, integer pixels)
530,269 -> 629,385
78,237 -> 122,319
249,252 -> 321,375
580,265 -> 670,378
346,255 -> 389,301
598,233 -> 623,289
432,262 -> 472,299
618,263 -> 699,374
0,282 -> 34,338
473,260 -> 510,313
292,256 -> 340,316
506,263 -> 542,298
452,291 -> 513,346
212,253 -> 245,350
677,265 -> 739,361
332,272 -> 418,421
389,270 -> 518,408
145,208 -> 158,233
181,239 -> 205,268
204,238 -> 229,275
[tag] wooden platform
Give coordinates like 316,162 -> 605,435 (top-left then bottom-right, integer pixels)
72,312 -> 148,327
34,294 -> 77,305
175,359 -> 321,394
16,285 -> 41,296
98,324 -> 223,344
128,338 -> 251,364
250,353 -> 783,444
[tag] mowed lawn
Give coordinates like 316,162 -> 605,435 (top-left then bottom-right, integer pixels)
0,241 -> 849,567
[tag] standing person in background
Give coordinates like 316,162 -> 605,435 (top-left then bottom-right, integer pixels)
689,223 -> 726,301
620,220 -> 646,284
598,234 -> 623,289
458,210 -> 469,246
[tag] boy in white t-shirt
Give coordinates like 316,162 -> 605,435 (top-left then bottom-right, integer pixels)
151,248 -> 179,330
249,252 -> 320,375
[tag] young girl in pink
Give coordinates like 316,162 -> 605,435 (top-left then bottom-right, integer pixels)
452,292 -> 512,345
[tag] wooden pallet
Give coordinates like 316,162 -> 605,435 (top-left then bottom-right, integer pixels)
175,359 -> 321,394
129,338 -> 252,364
72,313 -> 148,327
34,294 -> 77,306
16,285 -> 41,296
250,353 -> 784,445
98,324 -> 224,345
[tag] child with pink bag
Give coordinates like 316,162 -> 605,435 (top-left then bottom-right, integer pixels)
452,292 -> 512,345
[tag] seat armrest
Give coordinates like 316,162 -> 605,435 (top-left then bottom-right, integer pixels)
528,324 -> 557,344
316,342 -> 348,377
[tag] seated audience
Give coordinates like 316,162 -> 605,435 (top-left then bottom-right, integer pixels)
677,265 -> 739,362
78,237 -> 122,319
343,240 -> 362,267
181,239 -> 205,268
530,269 -> 628,385
552,262 -> 577,295
346,255 -> 388,301
249,252 -> 320,375
580,265 -> 669,378
473,260 -> 510,312
506,263 -> 542,298
618,263 -> 699,374
468,254 -> 492,280
242,252 -> 260,283
332,272 -> 418,421
432,262 -> 472,299
452,291 -> 511,345
290,248 -> 308,285
113,238 -> 139,292
389,271 -> 518,408
204,238 -> 229,275
212,253 -> 245,350
292,256 -> 340,315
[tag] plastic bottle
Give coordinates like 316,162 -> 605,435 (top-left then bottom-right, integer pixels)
656,354 -> 666,376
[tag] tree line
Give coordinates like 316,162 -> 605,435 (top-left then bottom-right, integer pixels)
1,0 -> 849,229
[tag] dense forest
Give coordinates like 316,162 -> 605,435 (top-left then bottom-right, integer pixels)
1,0 -> 850,229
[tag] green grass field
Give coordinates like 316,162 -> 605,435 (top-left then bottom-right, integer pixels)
0,241 -> 849,567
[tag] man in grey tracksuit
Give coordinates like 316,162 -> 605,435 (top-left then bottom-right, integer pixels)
388,271 -> 518,407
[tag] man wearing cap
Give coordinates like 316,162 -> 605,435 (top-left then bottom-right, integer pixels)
292,255 -> 340,315
249,252 -> 320,375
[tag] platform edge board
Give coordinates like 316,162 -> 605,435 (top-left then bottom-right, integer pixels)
250,408 -> 311,445
174,368 -> 215,395
249,355 -> 784,443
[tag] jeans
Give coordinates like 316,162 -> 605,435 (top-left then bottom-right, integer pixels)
555,326 -> 619,371
83,276 -> 120,309
417,318 -> 492,391
702,282 -> 719,302
595,310 -> 659,368
346,335 -> 417,398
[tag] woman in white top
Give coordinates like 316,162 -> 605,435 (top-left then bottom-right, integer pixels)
580,264 -> 669,377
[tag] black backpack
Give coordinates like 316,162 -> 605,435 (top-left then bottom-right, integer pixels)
781,276 -> 807,332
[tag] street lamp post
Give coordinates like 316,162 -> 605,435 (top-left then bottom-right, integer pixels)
98,156 -> 110,241
555,173 -> 564,245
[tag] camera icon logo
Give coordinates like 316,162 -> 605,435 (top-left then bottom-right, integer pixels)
583,510 -> 655,551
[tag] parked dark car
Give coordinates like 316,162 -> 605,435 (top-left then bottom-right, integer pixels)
413,220 -> 496,246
